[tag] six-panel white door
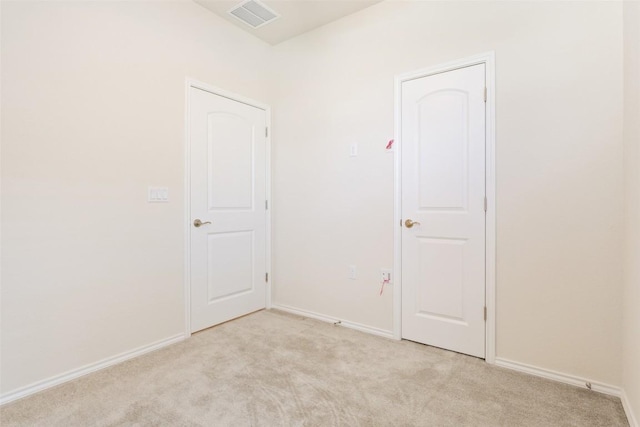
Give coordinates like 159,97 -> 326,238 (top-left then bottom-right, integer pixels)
401,64 -> 486,358
189,87 -> 267,333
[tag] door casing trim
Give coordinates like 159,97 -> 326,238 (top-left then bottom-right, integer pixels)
183,78 -> 272,337
393,52 -> 496,363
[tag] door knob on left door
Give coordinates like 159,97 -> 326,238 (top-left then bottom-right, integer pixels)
405,219 -> 421,228
193,219 -> 212,228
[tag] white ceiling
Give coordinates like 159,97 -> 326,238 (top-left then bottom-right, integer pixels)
193,0 -> 383,45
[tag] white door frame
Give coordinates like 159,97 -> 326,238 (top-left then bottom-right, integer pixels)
393,52 -> 496,363
183,78 -> 272,337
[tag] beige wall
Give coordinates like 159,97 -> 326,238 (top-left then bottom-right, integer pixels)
623,0 -> 640,422
1,1 -> 272,395
271,1 -> 624,385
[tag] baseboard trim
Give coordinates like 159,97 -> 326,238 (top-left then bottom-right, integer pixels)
271,304 -> 394,339
494,357 -> 621,397
0,333 -> 186,406
621,389 -> 639,427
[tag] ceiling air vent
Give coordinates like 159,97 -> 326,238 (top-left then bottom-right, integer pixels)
228,0 -> 280,28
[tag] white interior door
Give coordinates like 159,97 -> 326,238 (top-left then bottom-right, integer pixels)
189,87 -> 267,333
401,64 -> 486,358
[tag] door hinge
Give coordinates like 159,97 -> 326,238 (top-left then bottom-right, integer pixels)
265,200 -> 268,210
484,87 -> 487,102
265,272 -> 269,282
265,127 -> 269,137
484,196 -> 487,212
484,306 -> 487,321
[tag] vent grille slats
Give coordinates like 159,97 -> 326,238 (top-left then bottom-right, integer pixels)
228,0 -> 279,28
242,1 -> 276,21
230,7 -> 264,28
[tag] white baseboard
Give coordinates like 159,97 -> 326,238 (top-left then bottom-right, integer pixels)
622,389 -> 639,427
494,357 -> 621,397
271,304 -> 394,339
0,333 -> 186,406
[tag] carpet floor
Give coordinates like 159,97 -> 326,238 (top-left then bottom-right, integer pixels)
0,309 -> 629,426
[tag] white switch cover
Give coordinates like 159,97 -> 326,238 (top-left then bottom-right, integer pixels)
148,186 -> 169,202
348,265 -> 357,279
349,143 -> 358,157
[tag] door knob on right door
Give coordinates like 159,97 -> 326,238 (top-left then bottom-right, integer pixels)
193,219 -> 212,228
404,219 -> 420,228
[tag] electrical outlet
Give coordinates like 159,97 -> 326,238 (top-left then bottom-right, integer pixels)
349,143 -> 358,157
348,265 -> 357,279
381,269 -> 392,283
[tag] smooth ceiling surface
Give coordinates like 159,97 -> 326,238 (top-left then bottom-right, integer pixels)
194,0 -> 383,45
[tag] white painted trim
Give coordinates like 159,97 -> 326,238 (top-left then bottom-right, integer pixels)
392,74 -> 402,341
484,52 -> 497,364
272,304 -> 394,339
0,334 -> 184,406
186,79 -> 271,112
393,52 -> 497,361
265,108 -> 272,310
184,79 -> 193,337
494,357 -> 621,397
622,389 -> 639,427
184,78 -> 272,334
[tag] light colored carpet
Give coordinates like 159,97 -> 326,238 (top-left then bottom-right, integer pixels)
0,310 -> 629,426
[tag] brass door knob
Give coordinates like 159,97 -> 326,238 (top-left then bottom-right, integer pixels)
193,219 -> 212,228
405,219 -> 421,228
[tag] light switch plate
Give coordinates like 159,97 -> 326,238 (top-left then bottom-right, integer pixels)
348,265 -> 357,279
148,186 -> 169,202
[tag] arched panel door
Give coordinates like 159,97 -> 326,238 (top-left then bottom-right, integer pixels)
189,87 -> 267,332
401,64 -> 486,358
